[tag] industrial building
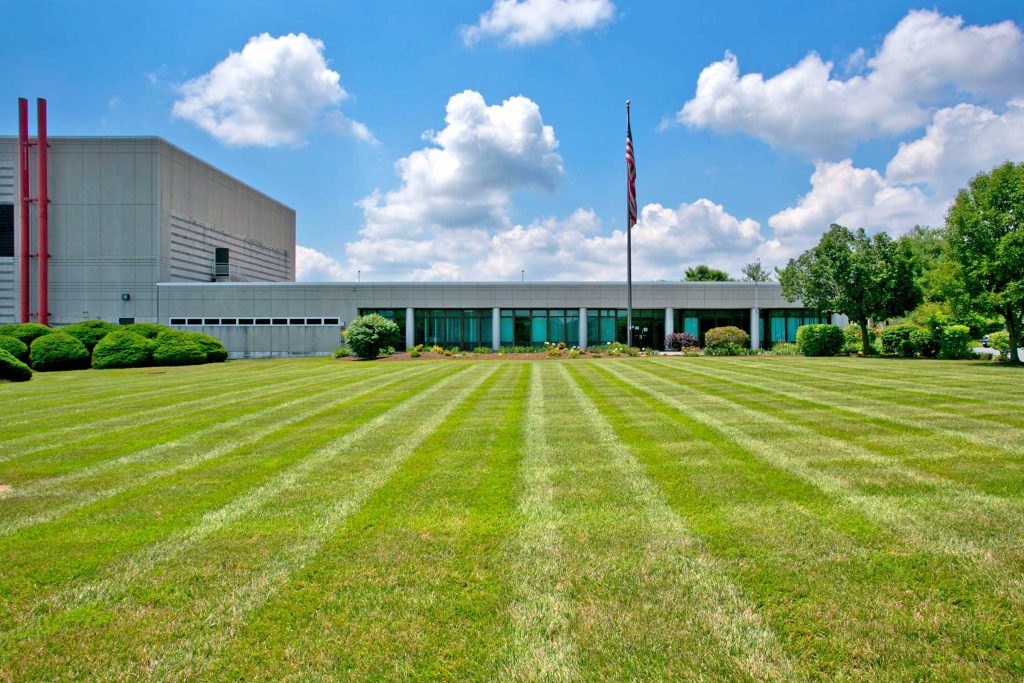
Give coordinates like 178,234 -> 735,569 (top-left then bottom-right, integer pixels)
3,99 -> 838,357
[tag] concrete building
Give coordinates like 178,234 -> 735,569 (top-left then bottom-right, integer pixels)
3,128 -> 840,358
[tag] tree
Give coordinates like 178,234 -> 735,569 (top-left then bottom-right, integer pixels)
684,264 -> 733,282
741,259 -> 772,282
945,162 -> 1024,363
778,224 -> 922,355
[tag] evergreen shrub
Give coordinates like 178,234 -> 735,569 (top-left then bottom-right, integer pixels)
0,348 -> 32,382
62,320 -> 119,351
92,331 -> 155,369
152,331 -> 209,366
124,322 -> 174,339
189,333 -> 228,362
0,335 -> 29,363
30,332 -> 90,371
989,331 -> 1010,359
0,323 -> 53,345
881,324 -> 929,357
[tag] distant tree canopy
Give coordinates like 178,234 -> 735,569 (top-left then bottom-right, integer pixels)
778,224 -> 921,355
944,161 -> 1024,363
684,264 -> 733,282
741,259 -> 772,282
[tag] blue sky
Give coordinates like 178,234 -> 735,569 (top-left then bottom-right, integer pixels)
4,0 -> 1023,281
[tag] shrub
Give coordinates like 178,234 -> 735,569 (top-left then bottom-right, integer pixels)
92,330 -> 155,369
880,323 -> 929,357
410,349 -> 421,358
333,347 -> 351,358
989,331 -> 1010,359
346,314 -> 401,359
62,320 -> 119,351
769,342 -> 800,356
188,332 -> 228,362
546,347 -> 563,357
796,324 -> 845,357
0,323 -> 53,345
704,342 -> 743,356
705,326 -> 750,352
473,346 -> 491,354
842,324 -> 882,355
643,348 -> 660,356
152,331 -> 209,366
430,345 -> 445,354
0,348 -> 32,382
124,322 -> 173,339
30,332 -> 90,371
665,332 -> 698,351
939,324 -> 975,360
568,348 -> 580,358
0,335 -> 29,363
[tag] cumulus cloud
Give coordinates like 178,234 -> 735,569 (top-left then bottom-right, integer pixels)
296,245 -> 350,281
676,10 -> 1024,156
462,0 -> 615,46
172,33 -> 372,146
360,90 -> 563,239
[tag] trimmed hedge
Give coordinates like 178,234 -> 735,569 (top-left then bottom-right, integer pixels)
796,324 -> 845,357
30,332 -> 90,371
92,330 -> 155,369
0,323 -> 53,345
124,322 -> 174,339
345,314 -> 401,359
152,331 -> 209,366
939,324 -> 975,360
0,335 -> 29,363
881,323 -> 930,357
0,348 -> 32,382
62,320 -> 120,351
666,332 -> 699,351
704,326 -> 750,356
190,333 -> 228,363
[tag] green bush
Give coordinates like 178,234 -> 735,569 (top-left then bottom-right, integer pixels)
473,346 -> 491,354
62,320 -> 119,351
880,323 -> 930,357
989,331 -> 1010,359
151,331 -> 209,366
939,324 -> 975,360
333,347 -> 351,358
345,314 -> 401,359
842,324 -> 882,354
0,348 -> 32,382
188,332 -> 228,362
0,335 -> 29,363
796,324 -> 845,356
770,342 -> 800,355
30,332 -> 90,371
704,342 -> 744,356
124,322 -> 174,339
0,323 -> 53,345
704,326 -> 750,352
92,330 -> 155,369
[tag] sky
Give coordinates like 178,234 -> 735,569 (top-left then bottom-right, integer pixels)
4,0 -> 1024,282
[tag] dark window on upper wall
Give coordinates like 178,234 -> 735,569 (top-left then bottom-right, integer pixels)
119,317 -> 135,325
0,205 -> 14,257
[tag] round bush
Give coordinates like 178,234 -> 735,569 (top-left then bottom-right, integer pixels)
0,323 -> 53,345
188,332 -> 228,363
152,331 -> 210,366
881,323 -> 930,357
30,332 -> 90,371
989,331 -> 1011,359
62,320 -> 120,351
0,348 -> 32,382
704,326 -> 750,353
0,335 -> 29,363
124,322 -> 174,339
92,330 -> 155,369
665,332 -> 699,351
796,324 -> 845,357
939,324 -> 975,360
345,314 -> 401,359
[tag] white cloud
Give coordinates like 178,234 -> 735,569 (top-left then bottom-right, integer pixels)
676,10 -> 1024,156
462,0 -> 614,46
296,245 -> 350,281
172,33 -> 371,146
886,100 -> 1024,196
360,90 -> 563,239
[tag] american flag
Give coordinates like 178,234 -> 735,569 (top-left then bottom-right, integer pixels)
626,115 -> 637,228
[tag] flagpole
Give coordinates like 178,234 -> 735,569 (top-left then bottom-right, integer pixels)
626,99 -> 633,349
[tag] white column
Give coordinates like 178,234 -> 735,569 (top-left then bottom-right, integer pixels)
405,307 -> 415,350
750,307 -> 760,349
664,307 -> 674,349
492,307 -> 501,350
579,307 -> 588,348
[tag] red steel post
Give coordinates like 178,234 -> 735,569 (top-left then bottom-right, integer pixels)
36,98 -> 49,326
17,98 -> 30,323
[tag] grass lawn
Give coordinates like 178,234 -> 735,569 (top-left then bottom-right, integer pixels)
1,356 -> 1023,680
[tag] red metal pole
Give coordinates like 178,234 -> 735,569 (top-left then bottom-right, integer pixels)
17,98 -> 30,323
37,98 -> 49,327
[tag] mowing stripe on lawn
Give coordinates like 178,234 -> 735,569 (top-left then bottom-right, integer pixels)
501,363 -> 577,682
597,362 -> 998,563
1,364 -> 478,649
0,364 -> 442,537
0,363 -> 382,462
559,363 -> 794,680
655,359 -> 1024,457
774,357 -> 1024,395
145,364 -> 498,680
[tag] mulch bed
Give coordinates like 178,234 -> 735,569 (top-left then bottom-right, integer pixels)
337,351 -> 656,362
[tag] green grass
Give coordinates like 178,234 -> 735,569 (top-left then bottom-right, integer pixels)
1,356 -> 1023,680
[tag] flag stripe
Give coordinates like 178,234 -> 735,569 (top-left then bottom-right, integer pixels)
626,122 -> 637,228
